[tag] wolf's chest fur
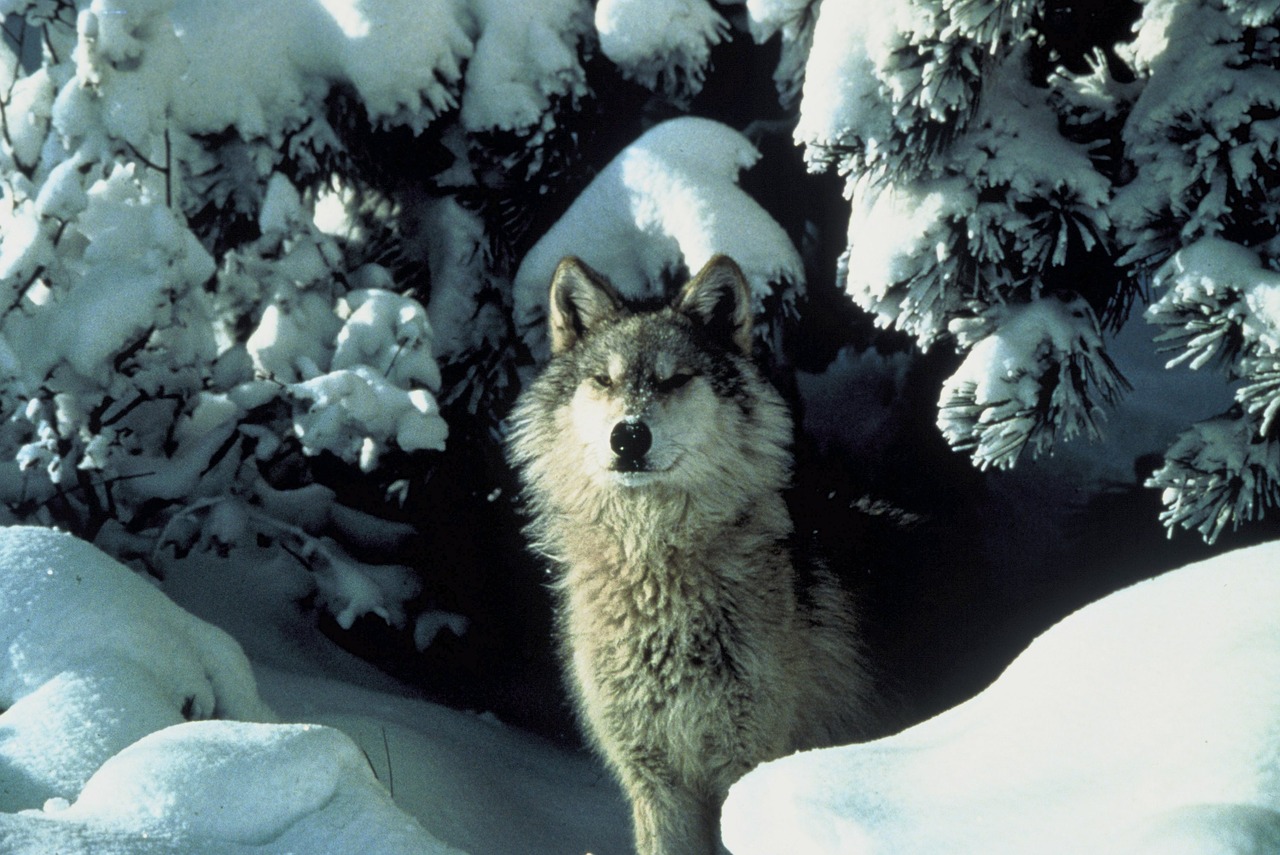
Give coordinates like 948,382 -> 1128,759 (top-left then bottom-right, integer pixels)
552,495 -> 800,768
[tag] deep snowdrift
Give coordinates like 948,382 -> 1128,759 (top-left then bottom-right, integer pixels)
722,539 -> 1280,855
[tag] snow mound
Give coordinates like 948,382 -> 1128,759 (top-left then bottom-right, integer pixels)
0,526 -> 455,854
513,116 -> 803,357
722,539 -> 1280,855
45,720 -> 460,854
0,525 -> 270,723
0,525 -> 271,810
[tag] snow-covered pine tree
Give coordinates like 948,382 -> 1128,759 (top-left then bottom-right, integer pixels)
781,0 -> 1130,471
0,0 -> 604,638
1116,0 -> 1280,542
758,0 -> 1280,541
5,0 -> 1278,629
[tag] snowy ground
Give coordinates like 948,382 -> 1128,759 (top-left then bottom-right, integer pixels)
723,539 -> 1280,855
0,525 -> 631,855
5,519 -> 1280,855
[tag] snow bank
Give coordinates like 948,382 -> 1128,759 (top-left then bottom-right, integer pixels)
45,721 -> 460,855
513,116 -> 803,357
722,539 -> 1280,854
0,526 -> 458,854
0,523 -> 268,808
0,525 -> 270,716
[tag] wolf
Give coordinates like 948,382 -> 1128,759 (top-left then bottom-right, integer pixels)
507,255 -> 876,855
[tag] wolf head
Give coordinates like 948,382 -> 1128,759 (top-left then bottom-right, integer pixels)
509,255 -> 792,507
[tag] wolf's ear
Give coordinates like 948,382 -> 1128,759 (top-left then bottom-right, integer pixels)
674,255 -> 753,355
548,257 -> 623,353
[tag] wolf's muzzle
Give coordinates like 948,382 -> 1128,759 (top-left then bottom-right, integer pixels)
610,420 -> 652,470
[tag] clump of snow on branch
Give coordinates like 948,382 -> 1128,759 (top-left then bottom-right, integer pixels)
170,0 -> 473,137
514,116 -> 804,358
242,182 -> 447,470
795,0 -> 1037,180
1147,414 -> 1280,545
1147,239 -> 1280,376
938,296 -> 1129,471
815,36 -> 1119,469
738,0 -> 822,107
723,539 -> 1280,854
0,1 -> 458,631
594,0 -> 729,101
1098,1 -> 1280,542
461,0 -> 592,134
840,49 -> 1112,347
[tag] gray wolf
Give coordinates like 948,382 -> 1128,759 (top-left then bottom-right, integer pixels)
507,255 -> 876,855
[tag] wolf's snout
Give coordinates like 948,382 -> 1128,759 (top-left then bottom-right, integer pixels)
610,420 -> 652,465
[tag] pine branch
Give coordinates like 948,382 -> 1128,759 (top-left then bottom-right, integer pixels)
1148,411 -> 1280,544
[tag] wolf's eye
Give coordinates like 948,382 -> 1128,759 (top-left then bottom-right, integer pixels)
592,374 -> 613,389
656,373 -> 693,393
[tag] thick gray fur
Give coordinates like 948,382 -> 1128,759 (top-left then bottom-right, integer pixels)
508,255 -> 877,855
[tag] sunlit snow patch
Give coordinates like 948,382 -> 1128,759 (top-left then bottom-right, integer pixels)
723,539 -> 1280,855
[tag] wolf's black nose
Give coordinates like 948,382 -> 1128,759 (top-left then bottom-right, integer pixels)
610,420 -> 652,463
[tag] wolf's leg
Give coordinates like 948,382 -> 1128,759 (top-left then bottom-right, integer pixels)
627,779 -> 717,855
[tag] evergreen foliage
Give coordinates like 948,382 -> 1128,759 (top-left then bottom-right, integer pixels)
0,0 -> 1277,655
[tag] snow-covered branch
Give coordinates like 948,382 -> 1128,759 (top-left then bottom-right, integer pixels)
937,295 -> 1129,470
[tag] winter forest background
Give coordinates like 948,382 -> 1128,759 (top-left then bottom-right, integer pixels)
2,0 -> 1280,745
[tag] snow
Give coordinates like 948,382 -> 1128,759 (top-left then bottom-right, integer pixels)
722,538 -> 1280,855
1114,0 -> 1280,265
3,67 -> 55,171
938,295 -> 1128,470
836,46 -> 1112,351
0,525 -> 271,815
82,0 -> 590,143
168,0 -> 472,136
513,116 -> 804,357
460,0 -> 591,133
793,0 -> 905,170
1149,237 -> 1280,366
1143,239 -> 1280,538
840,172 -> 974,341
240,178 -> 449,468
594,0 -> 728,99
7,519 -> 1277,855
737,0 -> 821,105
0,524 -> 632,855
420,197 -> 504,362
